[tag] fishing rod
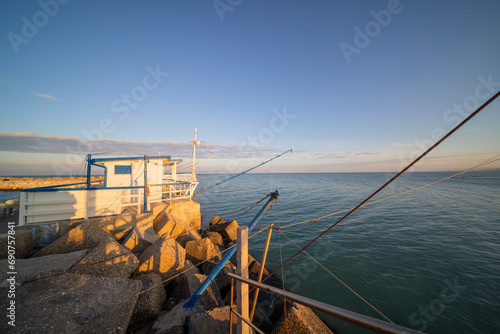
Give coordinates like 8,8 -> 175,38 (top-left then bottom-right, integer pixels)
266,90 -> 500,277
194,149 -> 292,196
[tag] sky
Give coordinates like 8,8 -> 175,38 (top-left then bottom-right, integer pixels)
1,0 -> 499,175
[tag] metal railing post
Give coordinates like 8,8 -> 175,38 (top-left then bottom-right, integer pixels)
230,278 -> 234,334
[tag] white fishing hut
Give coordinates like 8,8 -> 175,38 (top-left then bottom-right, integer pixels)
19,154 -> 198,225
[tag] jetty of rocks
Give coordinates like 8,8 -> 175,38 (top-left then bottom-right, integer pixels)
0,199 -> 333,333
0,176 -> 104,191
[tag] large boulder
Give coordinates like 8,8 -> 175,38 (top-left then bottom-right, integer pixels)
15,222 -> 65,248
32,218 -> 111,257
0,229 -> 35,259
251,275 -> 286,324
200,260 -> 237,299
153,211 -> 186,239
71,237 -> 139,278
174,200 -> 201,230
185,238 -> 221,265
150,301 -> 189,334
92,201 -> 169,239
252,307 -> 274,334
209,219 -> 239,243
248,255 -> 270,278
121,226 -> 160,254
57,220 -> 85,239
14,220 -> 84,248
113,225 -> 133,242
218,220 -> 239,242
202,231 -> 223,246
161,201 -> 201,231
136,235 -> 186,281
188,306 -> 237,334
0,273 -> 142,334
230,252 -> 266,276
208,216 -> 225,227
271,302 -> 333,334
175,229 -> 202,248
0,249 -> 88,285
171,270 -> 223,311
130,272 -> 167,332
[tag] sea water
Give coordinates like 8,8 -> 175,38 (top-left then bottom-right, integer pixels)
195,171 -> 500,334
0,190 -> 19,203
1,172 -> 498,333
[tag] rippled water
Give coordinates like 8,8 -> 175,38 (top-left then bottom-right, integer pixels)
1,171 -> 498,333
195,172 -> 500,334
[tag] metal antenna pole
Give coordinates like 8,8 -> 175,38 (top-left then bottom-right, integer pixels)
192,128 -> 197,181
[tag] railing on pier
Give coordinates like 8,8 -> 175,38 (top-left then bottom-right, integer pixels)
229,226 -> 424,334
163,173 -> 197,182
228,273 -> 423,334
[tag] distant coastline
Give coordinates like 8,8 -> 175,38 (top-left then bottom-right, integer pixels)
0,176 -> 104,191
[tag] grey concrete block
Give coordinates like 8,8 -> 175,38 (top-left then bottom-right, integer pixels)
0,249 -> 88,285
185,238 -> 221,266
32,218 -> 111,257
71,237 -> 139,278
130,272 -> 167,332
271,302 -> 333,334
0,273 -> 142,334
136,235 -> 186,281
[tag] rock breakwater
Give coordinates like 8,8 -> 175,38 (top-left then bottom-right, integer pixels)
0,201 -> 333,333
0,176 -> 104,191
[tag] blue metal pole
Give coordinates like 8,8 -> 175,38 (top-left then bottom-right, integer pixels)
86,154 -> 92,189
90,163 -> 107,188
183,190 -> 279,310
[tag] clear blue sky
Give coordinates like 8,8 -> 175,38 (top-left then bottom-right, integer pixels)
1,0 -> 499,175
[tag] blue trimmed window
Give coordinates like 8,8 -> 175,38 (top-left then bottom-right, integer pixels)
115,165 -> 132,174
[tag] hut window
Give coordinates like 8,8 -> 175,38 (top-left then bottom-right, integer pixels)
115,165 -> 132,174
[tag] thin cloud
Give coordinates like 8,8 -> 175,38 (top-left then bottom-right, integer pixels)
0,77 -> 58,100
0,132 -> 284,159
391,142 -> 412,147
303,151 -> 385,160
33,92 -> 59,101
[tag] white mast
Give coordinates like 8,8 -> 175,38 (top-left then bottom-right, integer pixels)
192,128 -> 197,180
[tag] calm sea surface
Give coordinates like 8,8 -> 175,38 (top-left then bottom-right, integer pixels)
195,172 -> 500,334
1,172 -> 499,333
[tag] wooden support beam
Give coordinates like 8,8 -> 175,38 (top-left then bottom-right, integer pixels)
237,226 -> 249,334
250,223 -> 273,321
